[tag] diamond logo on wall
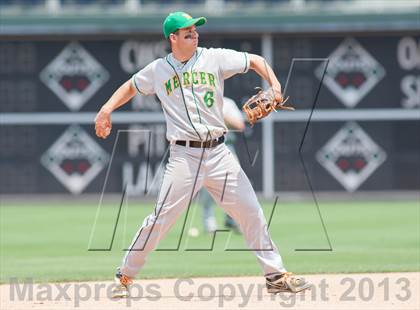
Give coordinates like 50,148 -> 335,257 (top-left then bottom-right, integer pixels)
315,38 -> 385,108
40,42 -> 109,111
41,125 -> 109,195
316,122 -> 386,192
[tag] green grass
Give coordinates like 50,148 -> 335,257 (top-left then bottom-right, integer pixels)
1,200 -> 419,283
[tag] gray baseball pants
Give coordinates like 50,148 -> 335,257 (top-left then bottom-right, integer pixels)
120,142 -> 286,277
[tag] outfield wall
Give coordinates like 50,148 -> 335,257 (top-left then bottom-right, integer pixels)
0,31 -> 419,197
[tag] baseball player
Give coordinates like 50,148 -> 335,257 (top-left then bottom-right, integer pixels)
200,96 -> 244,233
95,11 -> 311,297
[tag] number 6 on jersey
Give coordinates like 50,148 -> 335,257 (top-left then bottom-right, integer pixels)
204,90 -> 214,107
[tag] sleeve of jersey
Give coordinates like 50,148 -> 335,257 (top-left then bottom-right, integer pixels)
131,62 -> 156,95
216,48 -> 250,80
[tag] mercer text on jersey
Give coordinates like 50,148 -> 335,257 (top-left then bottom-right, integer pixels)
164,71 -> 216,95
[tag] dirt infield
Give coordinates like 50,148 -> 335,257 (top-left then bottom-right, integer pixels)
1,272 -> 418,310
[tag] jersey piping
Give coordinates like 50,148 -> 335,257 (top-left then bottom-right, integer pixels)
165,55 -> 202,141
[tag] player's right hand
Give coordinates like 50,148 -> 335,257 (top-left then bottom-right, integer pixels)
94,109 -> 112,139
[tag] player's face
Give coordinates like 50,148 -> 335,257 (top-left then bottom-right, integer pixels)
172,25 -> 199,52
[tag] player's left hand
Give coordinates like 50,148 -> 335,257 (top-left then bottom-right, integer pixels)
242,86 -> 294,126
94,109 -> 112,139
272,86 -> 294,111
272,86 -> 284,106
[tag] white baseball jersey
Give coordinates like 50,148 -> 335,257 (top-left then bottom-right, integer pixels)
222,96 -> 243,124
132,47 -> 250,141
222,96 -> 243,146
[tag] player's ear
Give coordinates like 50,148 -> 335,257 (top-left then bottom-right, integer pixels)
169,33 -> 177,45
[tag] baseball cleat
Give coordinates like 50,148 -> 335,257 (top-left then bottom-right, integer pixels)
266,272 -> 312,294
224,217 -> 240,234
204,216 -> 218,233
112,269 -> 133,298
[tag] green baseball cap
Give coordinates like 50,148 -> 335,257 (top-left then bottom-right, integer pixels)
163,11 -> 207,39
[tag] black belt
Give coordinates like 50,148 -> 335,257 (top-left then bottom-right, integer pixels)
175,136 -> 225,148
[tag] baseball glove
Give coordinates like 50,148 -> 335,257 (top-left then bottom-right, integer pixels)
242,87 -> 294,126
